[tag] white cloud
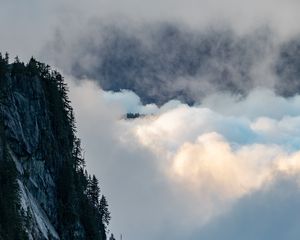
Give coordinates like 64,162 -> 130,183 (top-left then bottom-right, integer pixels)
3,0 -> 300,238
202,89 -> 300,120
67,78 -> 300,240
102,90 -> 158,115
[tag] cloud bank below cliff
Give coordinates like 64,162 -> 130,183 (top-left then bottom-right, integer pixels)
68,78 -> 300,240
3,0 -> 300,239
49,0 -> 300,239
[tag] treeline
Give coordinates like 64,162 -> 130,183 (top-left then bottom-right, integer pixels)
0,53 -> 114,240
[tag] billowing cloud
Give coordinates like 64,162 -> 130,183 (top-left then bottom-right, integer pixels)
67,77 -> 300,240
3,0 -> 300,239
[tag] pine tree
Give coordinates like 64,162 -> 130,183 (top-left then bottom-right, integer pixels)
26,57 -> 39,76
99,195 -> 111,228
0,53 -> 8,79
4,52 -> 9,64
88,175 -> 100,207
73,138 -> 85,171
14,56 -> 20,63
0,54 -> 111,240
11,56 -> 25,76
109,233 -> 116,240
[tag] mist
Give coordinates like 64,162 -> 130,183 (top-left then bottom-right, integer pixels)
67,78 -> 300,240
2,0 -> 300,239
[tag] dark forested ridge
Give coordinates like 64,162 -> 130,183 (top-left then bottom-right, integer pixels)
0,54 -> 113,240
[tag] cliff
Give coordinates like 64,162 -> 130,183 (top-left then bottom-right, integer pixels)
0,55 -> 110,240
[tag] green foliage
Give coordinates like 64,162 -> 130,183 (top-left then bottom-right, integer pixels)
99,196 -> 111,229
0,53 -> 8,79
11,56 -> 26,77
35,58 -> 111,239
0,53 -> 111,240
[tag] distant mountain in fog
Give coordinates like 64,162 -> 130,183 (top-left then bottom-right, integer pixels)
47,23 -> 300,105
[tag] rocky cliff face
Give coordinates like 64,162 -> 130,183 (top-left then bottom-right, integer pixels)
3,72 -> 62,239
0,56 -> 108,240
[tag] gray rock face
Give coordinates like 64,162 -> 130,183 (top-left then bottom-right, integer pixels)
1,56 -> 108,240
0,68 -> 88,239
2,73 -> 61,239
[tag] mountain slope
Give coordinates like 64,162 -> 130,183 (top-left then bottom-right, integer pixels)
0,54 -> 110,240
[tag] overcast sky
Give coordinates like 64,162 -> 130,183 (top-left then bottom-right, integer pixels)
1,0 -> 300,59
2,1 -> 300,239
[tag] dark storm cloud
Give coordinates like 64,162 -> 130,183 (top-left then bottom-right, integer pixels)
46,23 -> 277,105
275,38 -> 300,96
45,21 -> 300,105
